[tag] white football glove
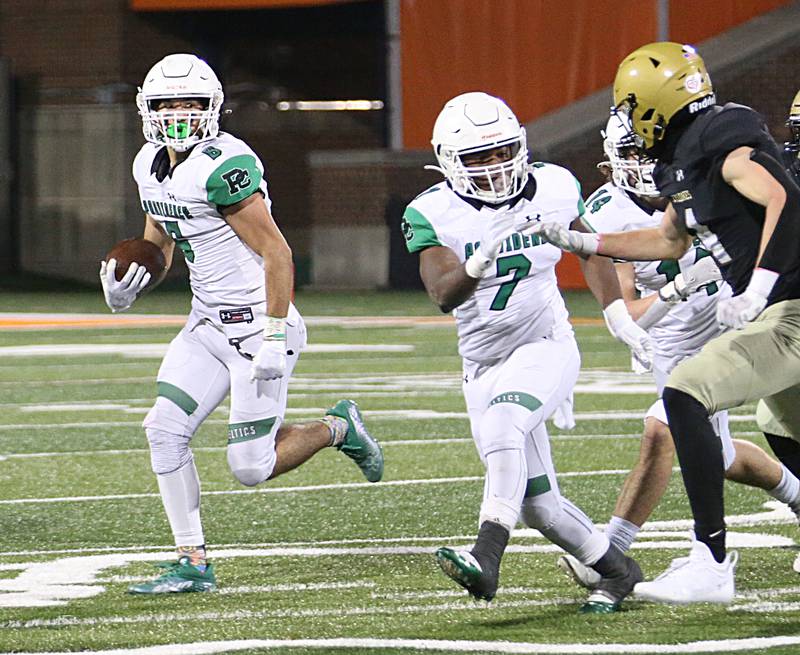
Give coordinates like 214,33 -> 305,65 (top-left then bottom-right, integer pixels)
464,210 -> 516,279
552,393 -> 576,430
99,259 -> 150,313
603,298 -> 654,371
250,317 -> 288,381
716,268 -> 777,330
658,256 -> 723,303
515,219 -> 600,256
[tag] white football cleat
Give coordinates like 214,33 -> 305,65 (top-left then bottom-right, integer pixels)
557,554 -> 601,590
793,552 -> 800,574
634,540 -> 738,604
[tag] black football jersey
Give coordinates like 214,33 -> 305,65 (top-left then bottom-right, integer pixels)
654,103 -> 800,303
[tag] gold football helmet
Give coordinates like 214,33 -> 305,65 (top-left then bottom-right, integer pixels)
788,89 -> 800,141
786,89 -> 800,168
613,42 -> 714,150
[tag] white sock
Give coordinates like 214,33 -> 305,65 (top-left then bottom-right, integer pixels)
769,464 -> 800,512
479,448 -> 526,533
156,456 -> 204,546
606,516 -> 640,553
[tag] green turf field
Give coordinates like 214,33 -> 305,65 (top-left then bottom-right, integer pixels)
0,288 -> 799,655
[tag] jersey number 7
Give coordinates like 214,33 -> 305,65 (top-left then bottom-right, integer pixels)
490,254 -> 532,311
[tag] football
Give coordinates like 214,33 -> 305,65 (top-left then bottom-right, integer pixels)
104,238 -> 167,289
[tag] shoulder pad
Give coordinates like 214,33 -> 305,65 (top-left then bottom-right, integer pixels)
402,188 -> 447,253
205,153 -> 263,207
700,104 -> 769,160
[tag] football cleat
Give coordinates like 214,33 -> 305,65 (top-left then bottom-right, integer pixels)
128,557 -> 216,595
793,552 -> 800,574
327,400 -> 384,482
435,547 -> 498,601
580,554 -> 643,614
558,554 -> 601,590
634,541 -> 738,604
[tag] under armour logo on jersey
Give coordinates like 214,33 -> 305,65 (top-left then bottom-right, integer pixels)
676,169 -> 685,181
519,213 -> 541,226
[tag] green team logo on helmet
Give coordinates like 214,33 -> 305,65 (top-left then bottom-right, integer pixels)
613,42 -> 714,150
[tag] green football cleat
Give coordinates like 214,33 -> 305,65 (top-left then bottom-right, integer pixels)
128,557 -> 216,595
327,399 -> 384,482
435,547 -> 497,601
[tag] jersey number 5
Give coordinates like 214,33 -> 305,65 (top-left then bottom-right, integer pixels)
164,221 -> 197,263
490,254 -> 531,311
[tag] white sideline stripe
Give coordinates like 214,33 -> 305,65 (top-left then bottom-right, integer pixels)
10,635 -> 800,654
0,469 -> 642,506
0,343 -> 414,357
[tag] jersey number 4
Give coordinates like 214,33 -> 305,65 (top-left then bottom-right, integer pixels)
490,254 -> 531,311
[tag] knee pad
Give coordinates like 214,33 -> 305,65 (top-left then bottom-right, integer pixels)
478,403 -> 527,457
146,428 -> 192,475
227,437 -> 277,487
143,396 -> 195,437
520,489 -> 562,531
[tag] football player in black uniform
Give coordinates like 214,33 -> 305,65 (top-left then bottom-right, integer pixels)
516,42 -> 800,604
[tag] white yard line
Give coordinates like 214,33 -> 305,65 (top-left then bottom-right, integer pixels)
9,635 -> 800,654
0,468 -> 654,506
0,344 -> 414,357
0,410 -> 759,430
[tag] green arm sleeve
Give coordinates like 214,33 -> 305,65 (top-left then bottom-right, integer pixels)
206,154 -> 263,207
401,206 -> 442,253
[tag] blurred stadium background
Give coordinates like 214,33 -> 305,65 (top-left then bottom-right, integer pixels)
4,3 -> 800,654
0,0 -> 799,293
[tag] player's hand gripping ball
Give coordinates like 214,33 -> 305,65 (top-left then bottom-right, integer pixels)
100,238 -> 167,312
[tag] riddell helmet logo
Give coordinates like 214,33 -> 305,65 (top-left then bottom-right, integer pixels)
481,132 -> 502,140
688,94 -> 715,114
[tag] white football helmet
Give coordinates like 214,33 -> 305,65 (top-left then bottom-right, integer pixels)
136,53 -> 224,152
600,110 -> 658,197
429,92 -> 528,203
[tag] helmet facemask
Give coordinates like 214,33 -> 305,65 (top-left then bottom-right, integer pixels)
601,110 -> 659,197
137,93 -> 223,152
437,137 -> 528,203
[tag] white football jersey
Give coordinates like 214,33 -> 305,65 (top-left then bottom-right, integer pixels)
403,163 -> 582,366
132,132 -> 272,326
582,182 -> 731,362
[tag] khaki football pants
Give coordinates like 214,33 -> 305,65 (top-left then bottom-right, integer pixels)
666,299 -> 800,440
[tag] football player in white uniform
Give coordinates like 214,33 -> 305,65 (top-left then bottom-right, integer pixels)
402,92 -> 653,613
557,112 -> 800,590
100,54 -> 384,594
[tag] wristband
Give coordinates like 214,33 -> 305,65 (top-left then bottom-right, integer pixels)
748,268 -> 778,298
602,298 -> 630,327
465,253 -> 492,279
581,232 -> 601,256
264,316 -> 287,341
